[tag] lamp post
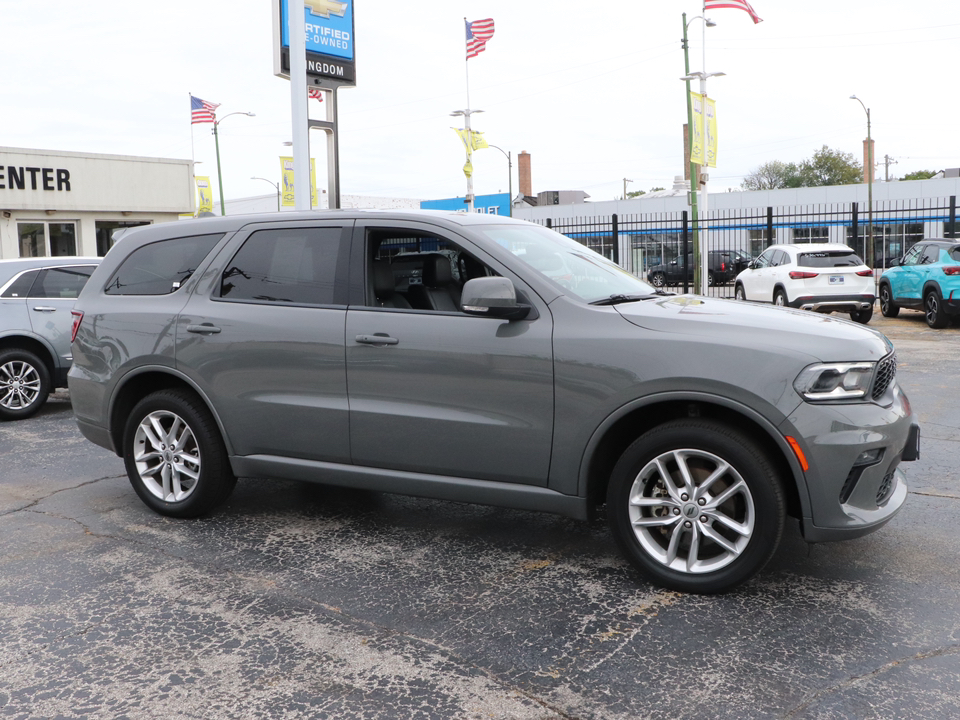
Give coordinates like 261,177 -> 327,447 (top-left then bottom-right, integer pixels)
850,95 -> 874,271
251,177 -> 281,212
451,108 -> 483,211
681,13 -> 717,295
488,145 -> 513,217
213,111 -> 255,216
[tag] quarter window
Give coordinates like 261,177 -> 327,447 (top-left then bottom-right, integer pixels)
920,245 -> 941,265
220,227 -> 343,306
105,233 -> 223,295
0,269 -> 40,298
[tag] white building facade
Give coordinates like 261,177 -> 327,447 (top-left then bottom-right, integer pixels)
0,147 -> 193,259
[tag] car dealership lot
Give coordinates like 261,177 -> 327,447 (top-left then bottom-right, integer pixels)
1,310 -> 958,719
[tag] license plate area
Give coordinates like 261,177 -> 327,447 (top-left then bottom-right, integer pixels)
829,275 -> 845,285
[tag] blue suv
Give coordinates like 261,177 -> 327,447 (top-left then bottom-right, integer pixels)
879,239 -> 960,328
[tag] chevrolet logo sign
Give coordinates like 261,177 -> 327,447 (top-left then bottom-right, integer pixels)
304,0 -> 347,18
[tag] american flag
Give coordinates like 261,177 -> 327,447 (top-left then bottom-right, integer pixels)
190,95 -> 220,124
308,87 -> 324,102
704,0 -> 762,24
465,18 -> 495,60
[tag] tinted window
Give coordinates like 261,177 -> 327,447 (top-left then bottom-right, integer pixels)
32,266 -> 95,299
920,245 -> 941,265
105,234 -> 223,295
950,246 -> 960,262
1,269 -> 40,298
797,251 -> 863,268
772,250 -> 789,266
220,227 -> 342,306
901,244 -> 923,266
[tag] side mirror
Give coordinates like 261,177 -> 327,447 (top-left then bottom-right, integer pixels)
887,257 -> 901,268
461,277 -> 531,320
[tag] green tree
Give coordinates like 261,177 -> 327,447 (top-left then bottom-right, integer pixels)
626,187 -> 666,199
796,146 -> 862,187
901,169 -> 937,181
741,146 -> 863,190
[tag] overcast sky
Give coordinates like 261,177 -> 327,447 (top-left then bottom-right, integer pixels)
3,1 -> 958,205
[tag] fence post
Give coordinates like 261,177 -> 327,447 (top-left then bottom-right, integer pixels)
766,207 -> 774,248
682,210 -> 690,294
546,218 -> 552,229
611,213 -> 619,265
948,197 -> 957,239
851,202 -> 859,256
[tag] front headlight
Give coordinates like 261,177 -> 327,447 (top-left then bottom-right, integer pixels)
794,362 -> 876,401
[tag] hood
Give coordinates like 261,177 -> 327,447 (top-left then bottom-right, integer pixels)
614,295 -> 893,363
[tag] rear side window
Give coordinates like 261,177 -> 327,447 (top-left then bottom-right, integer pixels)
219,227 -> 343,306
33,266 -> 95,299
950,246 -> 960,262
920,245 -> 941,264
105,234 -> 223,295
797,251 -> 862,268
1,269 -> 40,298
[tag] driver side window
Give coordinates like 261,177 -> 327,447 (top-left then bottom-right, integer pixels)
901,244 -> 923,266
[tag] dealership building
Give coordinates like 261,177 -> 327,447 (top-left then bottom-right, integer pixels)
0,147 -> 193,260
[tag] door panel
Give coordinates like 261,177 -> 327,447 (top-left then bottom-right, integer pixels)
345,307 -> 554,485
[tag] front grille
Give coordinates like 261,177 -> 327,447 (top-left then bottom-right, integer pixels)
876,471 -> 895,506
872,352 -> 897,401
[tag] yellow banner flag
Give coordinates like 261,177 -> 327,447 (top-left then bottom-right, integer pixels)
705,97 -> 718,168
453,128 -> 489,153
690,93 -> 704,166
279,157 -> 319,208
196,176 -> 213,214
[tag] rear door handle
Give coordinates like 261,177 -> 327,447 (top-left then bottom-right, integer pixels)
187,324 -> 221,335
32,306 -> 57,312
355,334 -> 398,346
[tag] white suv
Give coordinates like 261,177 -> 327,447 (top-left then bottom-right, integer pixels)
734,243 -> 875,324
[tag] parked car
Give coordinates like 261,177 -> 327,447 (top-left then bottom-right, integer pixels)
734,243 -> 875,324
878,239 -> 960,328
0,256 -> 101,420
68,211 -> 918,594
646,249 -> 742,288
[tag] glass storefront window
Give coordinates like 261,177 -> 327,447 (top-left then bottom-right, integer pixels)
16,221 -> 78,257
18,223 -> 46,257
49,223 -> 77,256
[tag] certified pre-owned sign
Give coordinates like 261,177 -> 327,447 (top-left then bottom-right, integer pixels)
275,0 -> 356,86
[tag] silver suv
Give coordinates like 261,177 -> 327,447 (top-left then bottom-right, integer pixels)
68,211 -> 919,593
0,257 -> 100,420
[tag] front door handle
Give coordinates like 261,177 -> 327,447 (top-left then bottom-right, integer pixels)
187,324 -> 221,335
355,334 -> 399,346
32,306 -> 57,312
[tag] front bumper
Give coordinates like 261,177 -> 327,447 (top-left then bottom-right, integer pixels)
782,381 -> 918,543
788,293 -> 875,313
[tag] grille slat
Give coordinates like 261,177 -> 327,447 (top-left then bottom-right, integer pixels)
872,352 -> 897,401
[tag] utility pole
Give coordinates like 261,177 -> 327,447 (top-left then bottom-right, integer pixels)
883,154 -> 898,182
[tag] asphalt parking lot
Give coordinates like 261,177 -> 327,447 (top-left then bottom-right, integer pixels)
1,307 -> 958,719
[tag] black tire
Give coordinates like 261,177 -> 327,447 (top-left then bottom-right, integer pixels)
734,283 -> 746,301
606,419 -> 785,594
708,271 -> 715,287
925,289 -> 950,329
123,389 -> 236,518
0,348 -> 51,421
879,283 -> 899,318
650,272 -> 665,288
773,288 -> 787,307
849,304 -> 874,324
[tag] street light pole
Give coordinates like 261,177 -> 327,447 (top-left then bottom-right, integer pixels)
213,111 -> 255,216
451,109 -> 483,212
850,95 -> 874,271
489,145 -> 513,217
251,177 -> 281,212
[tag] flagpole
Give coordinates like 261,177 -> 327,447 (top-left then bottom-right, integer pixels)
464,18 -> 474,212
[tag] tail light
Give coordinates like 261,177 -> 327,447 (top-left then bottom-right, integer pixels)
789,271 -> 819,279
71,310 -> 84,343
856,269 -> 874,277
721,262 -> 726,271
943,266 -> 960,276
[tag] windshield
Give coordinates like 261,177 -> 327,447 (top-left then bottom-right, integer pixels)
475,224 -> 656,302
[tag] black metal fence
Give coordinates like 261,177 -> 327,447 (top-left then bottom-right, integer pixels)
535,196 -> 958,297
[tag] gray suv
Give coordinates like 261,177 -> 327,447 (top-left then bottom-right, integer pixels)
0,256 -> 100,420
68,211 -> 919,593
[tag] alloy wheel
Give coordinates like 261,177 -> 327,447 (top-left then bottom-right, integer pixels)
133,410 -> 202,502
0,360 -> 42,411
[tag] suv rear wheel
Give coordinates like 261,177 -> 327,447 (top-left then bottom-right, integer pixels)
879,283 -> 899,318
925,288 -> 949,329
606,419 -> 785,594
123,389 -> 236,517
650,272 -> 665,288
0,349 -> 51,421
773,288 -> 787,307
849,304 -> 874,324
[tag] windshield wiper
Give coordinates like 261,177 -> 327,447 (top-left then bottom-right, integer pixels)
590,291 -> 675,306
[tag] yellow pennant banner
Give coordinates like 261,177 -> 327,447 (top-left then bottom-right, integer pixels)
689,93 -> 704,166
705,97 -> 718,168
453,128 -> 489,154
279,157 -> 319,208
196,176 -> 213,214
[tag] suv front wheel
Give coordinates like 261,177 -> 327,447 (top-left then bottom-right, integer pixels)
0,349 -> 51,421
606,419 -> 785,594
123,389 -> 236,518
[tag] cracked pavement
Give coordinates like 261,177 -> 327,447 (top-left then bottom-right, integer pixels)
1,311 -> 958,719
